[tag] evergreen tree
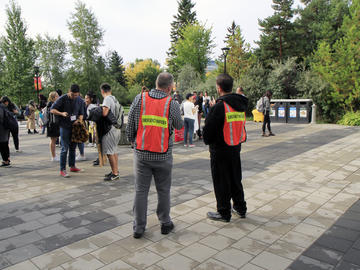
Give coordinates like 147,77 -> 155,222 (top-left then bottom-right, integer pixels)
256,0 -> 295,63
67,0 -> 104,94
108,51 -> 126,87
167,0 -> 197,76
312,0 -> 360,115
294,0 -> 350,59
225,24 -> 253,81
0,0 -> 35,106
225,21 -> 237,41
35,34 -> 67,91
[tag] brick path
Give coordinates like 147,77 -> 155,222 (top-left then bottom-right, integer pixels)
0,122 -> 359,270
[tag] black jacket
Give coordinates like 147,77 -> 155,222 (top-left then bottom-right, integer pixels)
203,93 -> 248,153
87,107 -> 117,140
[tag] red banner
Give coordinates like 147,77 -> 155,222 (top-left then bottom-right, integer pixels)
34,77 -> 42,90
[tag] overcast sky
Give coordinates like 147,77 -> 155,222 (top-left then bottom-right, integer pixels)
0,0 -> 303,66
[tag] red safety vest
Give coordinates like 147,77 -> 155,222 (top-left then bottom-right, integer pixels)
223,102 -> 246,146
136,92 -> 172,153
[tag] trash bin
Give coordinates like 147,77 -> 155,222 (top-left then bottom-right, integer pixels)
270,102 -> 277,122
276,102 -> 287,123
287,102 -> 298,123
298,101 -> 312,123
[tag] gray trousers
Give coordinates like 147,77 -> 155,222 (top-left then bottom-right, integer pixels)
133,154 -> 173,233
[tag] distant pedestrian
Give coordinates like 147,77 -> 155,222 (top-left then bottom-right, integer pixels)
183,93 -> 197,147
0,103 -> 10,166
100,83 -> 122,181
194,91 -> 203,138
262,90 -> 275,137
173,90 -> 182,104
236,87 -> 245,96
126,72 -> 183,238
203,73 -> 248,222
50,84 -> 85,178
203,91 -> 211,118
46,91 -> 60,161
26,100 -> 38,134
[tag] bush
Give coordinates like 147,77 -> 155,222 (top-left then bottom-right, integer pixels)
337,111 -> 360,126
127,83 -> 142,103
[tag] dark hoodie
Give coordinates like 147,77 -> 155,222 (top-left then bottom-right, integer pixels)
203,93 -> 248,153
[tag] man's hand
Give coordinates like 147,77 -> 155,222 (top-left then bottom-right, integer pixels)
62,112 -> 68,117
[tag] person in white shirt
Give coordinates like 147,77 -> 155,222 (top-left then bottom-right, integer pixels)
183,93 -> 197,147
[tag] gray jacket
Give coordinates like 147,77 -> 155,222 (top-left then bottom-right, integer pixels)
0,104 -> 10,142
263,96 -> 271,112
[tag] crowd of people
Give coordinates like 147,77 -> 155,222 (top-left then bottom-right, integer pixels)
0,72 -> 276,238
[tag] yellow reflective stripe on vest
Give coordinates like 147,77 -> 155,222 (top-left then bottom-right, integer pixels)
226,112 -> 245,122
141,115 -> 168,128
224,103 -> 234,145
140,92 -> 147,150
160,96 -> 171,153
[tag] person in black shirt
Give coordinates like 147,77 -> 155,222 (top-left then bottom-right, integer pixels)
51,84 -> 85,178
194,91 -> 203,138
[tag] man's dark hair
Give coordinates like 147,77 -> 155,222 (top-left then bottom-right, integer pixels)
56,89 -> 63,96
156,72 -> 174,89
193,91 -> 197,95
70,84 -> 80,93
216,74 -> 233,93
100,83 -> 111,93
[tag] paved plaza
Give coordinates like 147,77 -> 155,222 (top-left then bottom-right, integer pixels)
0,122 -> 359,270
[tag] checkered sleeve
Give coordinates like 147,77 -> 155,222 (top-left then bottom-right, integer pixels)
126,94 -> 141,143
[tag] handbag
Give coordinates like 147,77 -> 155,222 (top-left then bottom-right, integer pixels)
71,121 -> 89,143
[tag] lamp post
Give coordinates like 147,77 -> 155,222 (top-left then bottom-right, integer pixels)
221,47 -> 230,74
34,66 -> 40,106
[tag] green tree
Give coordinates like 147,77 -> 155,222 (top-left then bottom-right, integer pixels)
225,23 -> 253,81
167,0 -> 197,76
0,0 -> 35,106
108,50 -> 126,87
35,34 -> 67,91
177,64 -> 201,94
256,0 -> 295,63
238,63 -> 269,114
294,0 -> 350,59
125,59 -> 161,89
175,23 -> 214,79
267,58 -> 299,99
312,0 -> 360,118
67,0 -> 104,94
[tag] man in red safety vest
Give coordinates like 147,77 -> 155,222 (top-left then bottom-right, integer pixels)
126,72 -> 184,238
203,73 -> 248,222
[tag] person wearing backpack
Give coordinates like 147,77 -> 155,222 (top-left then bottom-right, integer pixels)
261,91 -> 275,137
100,83 -> 123,181
0,103 -> 10,167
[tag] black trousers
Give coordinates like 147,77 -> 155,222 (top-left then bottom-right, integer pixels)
210,149 -> 246,219
9,128 -> 19,150
262,111 -> 271,133
0,141 -> 10,162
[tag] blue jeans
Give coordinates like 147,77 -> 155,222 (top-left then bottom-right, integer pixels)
60,127 -> 76,171
77,143 -> 84,156
184,118 -> 195,145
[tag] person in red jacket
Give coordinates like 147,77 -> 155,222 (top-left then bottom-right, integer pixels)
203,73 -> 248,222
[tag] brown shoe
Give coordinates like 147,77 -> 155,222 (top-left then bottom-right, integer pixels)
262,133 -> 269,137
269,133 -> 275,136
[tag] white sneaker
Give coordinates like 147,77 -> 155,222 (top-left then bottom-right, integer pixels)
76,155 -> 86,161
51,156 -> 60,162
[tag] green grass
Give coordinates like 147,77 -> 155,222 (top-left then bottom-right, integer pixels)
124,105 -> 131,115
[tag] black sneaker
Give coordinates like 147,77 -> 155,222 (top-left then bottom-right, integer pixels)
133,231 -> 144,239
93,159 -> 99,166
104,172 -> 112,177
0,161 -> 11,167
207,212 -> 230,222
161,222 -> 174,235
104,173 -> 119,181
232,208 -> 246,219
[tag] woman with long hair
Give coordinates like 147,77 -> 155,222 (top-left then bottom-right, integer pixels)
47,91 -> 60,161
0,96 -> 20,152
